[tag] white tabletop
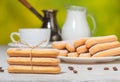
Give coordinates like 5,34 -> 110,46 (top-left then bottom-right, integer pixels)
0,45 -> 120,82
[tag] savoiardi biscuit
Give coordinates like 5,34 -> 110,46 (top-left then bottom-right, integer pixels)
74,38 -> 88,48
67,52 -> 79,57
66,41 -> 76,52
92,47 -> 120,57
76,45 -> 88,54
89,41 -> 120,55
85,35 -> 118,48
7,57 -> 60,66
8,65 -> 61,74
52,41 -> 66,50
7,48 -> 59,58
79,53 -> 91,58
58,50 -> 68,56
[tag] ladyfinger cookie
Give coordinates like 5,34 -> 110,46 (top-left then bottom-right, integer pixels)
66,41 -> 75,52
89,41 -> 120,55
79,53 -> 91,58
92,47 -> 120,57
7,48 -> 59,57
58,50 -> 68,56
74,38 -> 88,48
7,57 -> 60,66
76,45 -> 88,54
85,35 -> 118,48
8,65 -> 61,74
67,52 -> 79,57
52,41 -> 66,50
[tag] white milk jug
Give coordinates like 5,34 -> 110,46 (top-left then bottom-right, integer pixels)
62,6 -> 96,40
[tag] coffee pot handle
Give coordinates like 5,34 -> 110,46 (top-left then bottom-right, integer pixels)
87,14 -> 96,35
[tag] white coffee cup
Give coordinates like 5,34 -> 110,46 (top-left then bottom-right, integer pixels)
10,28 -> 51,47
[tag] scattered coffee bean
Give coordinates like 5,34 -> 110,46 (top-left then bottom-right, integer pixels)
0,69 -> 4,72
73,70 -> 78,74
87,67 -> 92,70
113,66 -> 118,71
0,67 -> 4,72
68,66 -> 74,70
104,67 -> 109,70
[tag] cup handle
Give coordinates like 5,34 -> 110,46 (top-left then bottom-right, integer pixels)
10,32 -> 20,42
87,14 -> 96,35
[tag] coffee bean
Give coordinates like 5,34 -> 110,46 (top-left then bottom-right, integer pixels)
104,67 -> 109,70
0,69 -> 4,72
87,67 -> 92,70
113,66 -> 118,71
68,66 -> 74,70
73,70 -> 78,74
0,67 -> 4,72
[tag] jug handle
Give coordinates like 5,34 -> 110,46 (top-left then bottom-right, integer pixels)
87,14 -> 96,35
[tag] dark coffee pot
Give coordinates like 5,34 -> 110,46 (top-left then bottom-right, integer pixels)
19,0 -> 62,41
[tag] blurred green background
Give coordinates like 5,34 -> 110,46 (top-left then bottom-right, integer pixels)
0,0 -> 120,44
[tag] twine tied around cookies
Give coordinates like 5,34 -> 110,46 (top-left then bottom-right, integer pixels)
14,39 -> 48,72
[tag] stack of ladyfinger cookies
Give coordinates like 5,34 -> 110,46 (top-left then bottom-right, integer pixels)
7,48 -> 61,74
52,35 -> 120,57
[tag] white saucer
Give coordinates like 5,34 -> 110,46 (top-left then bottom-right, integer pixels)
8,42 -> 52,48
